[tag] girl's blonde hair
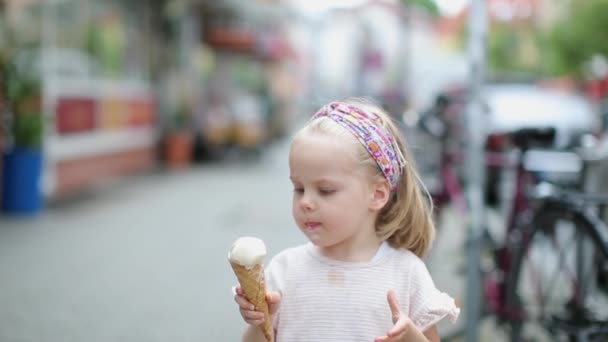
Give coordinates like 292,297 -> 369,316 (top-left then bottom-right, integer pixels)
298,98 -> 436,257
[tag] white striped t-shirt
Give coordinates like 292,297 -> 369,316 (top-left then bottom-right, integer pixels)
265,243 -> 459,342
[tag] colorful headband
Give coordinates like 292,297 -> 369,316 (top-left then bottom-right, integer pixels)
311,102 -> 405,191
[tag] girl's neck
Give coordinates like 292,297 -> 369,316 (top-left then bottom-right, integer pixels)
317,233 -> 383,262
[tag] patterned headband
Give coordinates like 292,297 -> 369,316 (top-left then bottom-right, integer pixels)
311,102 -> 405,191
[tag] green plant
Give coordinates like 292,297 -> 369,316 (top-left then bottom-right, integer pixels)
13,112 -> 43,148
170,100 -> 191,131
4,50 -> 44,150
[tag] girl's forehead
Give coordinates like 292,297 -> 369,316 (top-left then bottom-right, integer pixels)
289,133 -> 364,175
292,129 -> 356,149
291,132 -> 358,159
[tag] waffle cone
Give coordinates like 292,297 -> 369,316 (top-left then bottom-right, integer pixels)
230,262 -> 274,342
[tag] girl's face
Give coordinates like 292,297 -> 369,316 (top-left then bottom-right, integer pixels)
289,132 -> 379,250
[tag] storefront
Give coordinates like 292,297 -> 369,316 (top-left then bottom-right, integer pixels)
1,0 -> 158,209
44,1 -> 158,197
194,1 -> 298,155
1,0 -> 299,212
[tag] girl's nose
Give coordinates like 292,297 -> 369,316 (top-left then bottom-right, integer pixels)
300,194 -> 315,211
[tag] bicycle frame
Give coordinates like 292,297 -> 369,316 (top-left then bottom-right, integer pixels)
536,194 -> 608,259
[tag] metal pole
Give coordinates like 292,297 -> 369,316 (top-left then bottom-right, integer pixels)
307,15 -> 324,107
465,0 -> 487,341
399,6 -> 410,111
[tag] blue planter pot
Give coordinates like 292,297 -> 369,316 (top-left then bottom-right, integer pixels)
2,148 -> 43,214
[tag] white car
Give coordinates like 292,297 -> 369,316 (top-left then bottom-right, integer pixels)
416,82 -> 601,205
484,83 -> 599,148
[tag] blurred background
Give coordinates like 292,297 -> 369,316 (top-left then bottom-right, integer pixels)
0,0 -> 607,341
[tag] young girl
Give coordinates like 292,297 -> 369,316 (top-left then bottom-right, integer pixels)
234,100 -> 459,342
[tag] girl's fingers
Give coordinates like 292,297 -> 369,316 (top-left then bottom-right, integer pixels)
233,285 -> 275,325
387,325 -> 405,338
266,291 -> 281,314
240,307 -> 265,321
378,290 -> 410,341
387,316 -> 410,337
234,286 -> 266,325
247,319 -> 265,326
234,293 -> 255,310
386,290 -> 402,323
266,291 -> 281,304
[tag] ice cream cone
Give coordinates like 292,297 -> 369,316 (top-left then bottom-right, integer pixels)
230,261 -> 274,342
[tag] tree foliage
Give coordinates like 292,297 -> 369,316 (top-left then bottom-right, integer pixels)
401,0 -> 439,17
547,0 -> 608,78
484,0 -> 608,79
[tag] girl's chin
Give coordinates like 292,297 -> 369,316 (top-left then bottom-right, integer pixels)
302,232 -> 325,246
307,236 -> 334,248
308,239 -> 322,246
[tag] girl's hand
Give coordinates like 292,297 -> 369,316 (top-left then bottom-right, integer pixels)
374,289 -> 415,342
233,285 -> 281,326
375,290 -> 436,342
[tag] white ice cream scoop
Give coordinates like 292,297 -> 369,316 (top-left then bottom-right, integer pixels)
228,236 -> 267,269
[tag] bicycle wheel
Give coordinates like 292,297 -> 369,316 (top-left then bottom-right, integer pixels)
504,205 -> 608,342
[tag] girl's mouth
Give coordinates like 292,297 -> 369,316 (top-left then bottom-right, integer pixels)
305,222 -> 321,230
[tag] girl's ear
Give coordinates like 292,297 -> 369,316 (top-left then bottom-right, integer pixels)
369,180 -> 390,211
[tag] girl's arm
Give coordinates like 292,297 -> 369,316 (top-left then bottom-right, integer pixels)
242,326 -> 269,342
423,325 -> 440,342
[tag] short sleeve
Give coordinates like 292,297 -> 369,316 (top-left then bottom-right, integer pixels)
408,257 -> 460,331
264,252 -> 288,328
265,253 -> 286,294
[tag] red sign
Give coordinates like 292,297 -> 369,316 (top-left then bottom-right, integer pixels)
587,76 -> 608,101
56,98 -> 96,134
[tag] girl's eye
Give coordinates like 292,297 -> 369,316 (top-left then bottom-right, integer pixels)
293,188 -> 304,194
319,189 -> 335,195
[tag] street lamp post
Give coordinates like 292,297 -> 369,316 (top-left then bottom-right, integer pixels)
464,0 -> 487,341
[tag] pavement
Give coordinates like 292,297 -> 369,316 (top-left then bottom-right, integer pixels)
0,136 -> 479,342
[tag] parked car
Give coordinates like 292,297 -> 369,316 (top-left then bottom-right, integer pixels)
484,83 -> 598,147
416,82 -> 600,205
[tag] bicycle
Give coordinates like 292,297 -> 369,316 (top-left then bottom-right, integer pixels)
414,119 -> 606,341
500,137 -> 608,341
